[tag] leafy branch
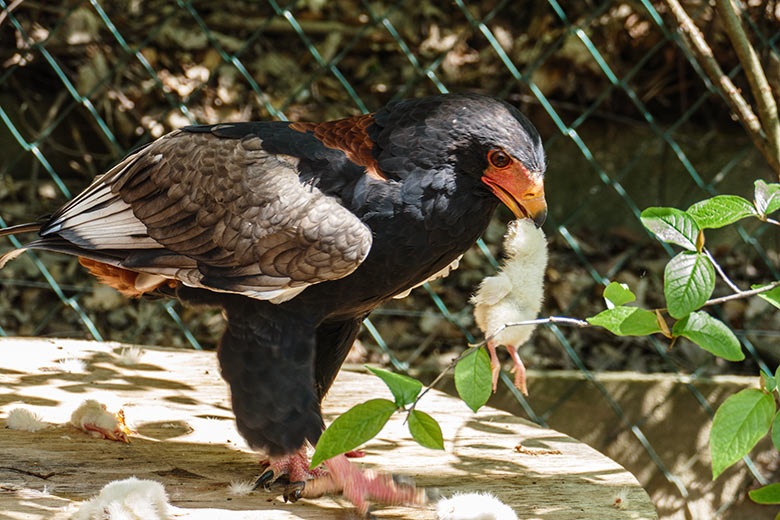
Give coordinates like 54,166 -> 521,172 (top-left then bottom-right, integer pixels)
312,180 -> 780,509
473,277 -> 780,346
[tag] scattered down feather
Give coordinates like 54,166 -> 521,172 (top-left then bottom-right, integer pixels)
436,492 -> 518,520
70,477 -> 171,520
6,408 -> 50,432
227,480 -> 255,496
471,219 -> 547,347
116,346 -> 144,366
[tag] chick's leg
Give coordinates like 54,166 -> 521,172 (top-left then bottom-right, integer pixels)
505,345 -> 529,396
255,450 -> 425,515
81,422 -> 129,443
486,341 -> 529,395
301,455 -> 426,516
486,340 -> 502,392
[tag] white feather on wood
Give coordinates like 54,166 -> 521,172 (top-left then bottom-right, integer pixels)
227,480 -> 255,496
116,347 -> 144,366
436,492 -> 518,520
70,477 -> 172,520
6,408 -> 50,432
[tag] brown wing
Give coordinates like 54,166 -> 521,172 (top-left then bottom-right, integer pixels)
40,128 -> 373,302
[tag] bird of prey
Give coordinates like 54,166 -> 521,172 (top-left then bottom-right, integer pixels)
0,93 -> 546,515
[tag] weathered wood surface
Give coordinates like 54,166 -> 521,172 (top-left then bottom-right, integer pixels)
0,337 -> 657,519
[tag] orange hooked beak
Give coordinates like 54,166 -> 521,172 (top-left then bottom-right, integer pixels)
481,163 -> 547,228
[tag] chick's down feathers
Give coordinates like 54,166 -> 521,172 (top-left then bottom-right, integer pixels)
472,219 -> 548,346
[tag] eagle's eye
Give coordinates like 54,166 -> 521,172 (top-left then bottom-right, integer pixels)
488,149 -> 511,169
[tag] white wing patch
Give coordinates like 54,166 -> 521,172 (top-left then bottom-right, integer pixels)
393,254 -> 463,299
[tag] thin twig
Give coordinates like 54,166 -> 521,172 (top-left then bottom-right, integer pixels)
705,248 -> 744,293
714,0 -> 780,177
701,279 -> 780,306
663,0 -> 780,174
405,347 -> 476,418
401,279 -> 780,422
0,0 -> 23,27
0,466 -> 54,480
469,316 -> 590,347
468,281 -> 780,347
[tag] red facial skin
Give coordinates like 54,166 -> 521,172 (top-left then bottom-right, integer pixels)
481,150 -> 547,225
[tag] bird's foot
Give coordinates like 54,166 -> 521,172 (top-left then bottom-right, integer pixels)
255,447 -> 326,502
486,341 -> 502,393
302,454 -> 426,516
255,450 -> 425,515
506,345 -> 528,396
485,341 -> 528,395
82,422 -> 130,443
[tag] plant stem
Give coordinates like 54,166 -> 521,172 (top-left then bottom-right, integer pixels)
714,0 -> 780,177
701,279 -> 780,306
470,316 -> 590,347
405,347 -> 476,418
466,281 -> 780,342
663,0 -> 780,174
705,247 -> 744,294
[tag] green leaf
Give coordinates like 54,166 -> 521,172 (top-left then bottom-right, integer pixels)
587,306 -> 662,336
664,252 -> 715,319
455,348 -> 492,412
603,282 -> 635,309
641,207 -> 700,251
311,398 -> 396,468
749,483 -> 780,505
672,312 -> 744,361
686,195 -> 757,229
762,370 -> 778,393
773,411 -> 780,452
754,180 -> 780,217
408,410 -> 444,450
710,388 -> 775,479
366,366 -> 422,407
752,284 -> 780,310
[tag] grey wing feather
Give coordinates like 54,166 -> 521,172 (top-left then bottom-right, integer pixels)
40,129 -> 373,301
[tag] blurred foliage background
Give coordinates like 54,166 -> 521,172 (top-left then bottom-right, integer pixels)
1,0 -> 779,518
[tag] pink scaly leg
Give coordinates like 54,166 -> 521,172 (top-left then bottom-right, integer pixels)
255,446 -> 326,501
486,340 -> 502,392
255,449 -> 425,513
505,345 -> 528,396
301,454 -> 426,516
81,422 -> 129,443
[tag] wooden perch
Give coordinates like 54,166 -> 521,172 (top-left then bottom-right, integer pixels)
0,337 -> 657,519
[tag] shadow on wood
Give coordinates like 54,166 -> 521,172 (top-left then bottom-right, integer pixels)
0,338 -> 657,519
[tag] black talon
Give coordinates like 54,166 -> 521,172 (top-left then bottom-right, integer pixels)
425,487 -> 442,502
253,469 -> 275,490
266,475 -> 290,492
391,474 -> 415,487
284,481 -> 305,502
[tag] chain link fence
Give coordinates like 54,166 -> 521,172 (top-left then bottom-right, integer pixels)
1,1 -> 779,518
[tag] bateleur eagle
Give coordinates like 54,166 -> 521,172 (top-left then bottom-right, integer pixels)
0,93 -> 546,514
